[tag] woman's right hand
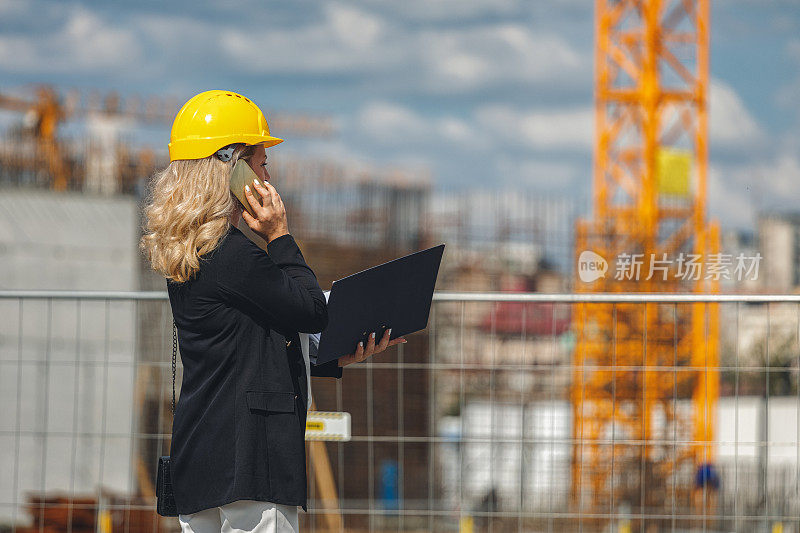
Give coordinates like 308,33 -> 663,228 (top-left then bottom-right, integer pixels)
338,328 -> 407,367
241,178 -> 290,243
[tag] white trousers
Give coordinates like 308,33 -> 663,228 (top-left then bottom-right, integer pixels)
178,500 -> 299,533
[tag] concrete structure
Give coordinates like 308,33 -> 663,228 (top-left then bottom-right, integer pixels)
0,189 -> 139,525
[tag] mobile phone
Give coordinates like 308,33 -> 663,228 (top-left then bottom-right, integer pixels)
230,159 -> 265,219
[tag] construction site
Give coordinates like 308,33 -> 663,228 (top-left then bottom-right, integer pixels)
1,1 -> 799,532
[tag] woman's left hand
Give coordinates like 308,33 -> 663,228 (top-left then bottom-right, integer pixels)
338,328 -> 407,367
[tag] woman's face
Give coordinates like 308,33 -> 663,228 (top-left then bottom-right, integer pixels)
246,144 -> 271,183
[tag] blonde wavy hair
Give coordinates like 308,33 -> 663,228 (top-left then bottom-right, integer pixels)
140,144 -> 256,283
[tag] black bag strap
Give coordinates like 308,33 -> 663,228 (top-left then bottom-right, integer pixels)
171,320 -> 177,414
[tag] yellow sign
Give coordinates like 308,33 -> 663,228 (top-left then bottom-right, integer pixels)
657,147 -> 692,197
305,411 -> 351,441
306,421 -> 324,431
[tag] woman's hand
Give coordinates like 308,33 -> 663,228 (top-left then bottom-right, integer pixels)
241,178 -> 290,243
338,328 -> 407,367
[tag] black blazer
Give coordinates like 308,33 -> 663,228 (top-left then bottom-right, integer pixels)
166,226 -> 342,515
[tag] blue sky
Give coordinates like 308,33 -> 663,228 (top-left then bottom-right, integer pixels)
1,0 -> 799,231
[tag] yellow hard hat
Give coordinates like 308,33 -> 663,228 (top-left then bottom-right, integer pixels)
168,90 -> 283,161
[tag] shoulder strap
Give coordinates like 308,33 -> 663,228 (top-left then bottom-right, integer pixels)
171,321 -> 177,414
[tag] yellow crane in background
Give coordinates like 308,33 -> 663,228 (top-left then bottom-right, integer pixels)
571,0 -> 719,524
0,85 -> 334,192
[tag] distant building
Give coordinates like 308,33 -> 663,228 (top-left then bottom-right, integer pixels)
428,190 -> 584,280
720,227 -> 759,292
438,397 -> 800,517
757,212 -> 800,292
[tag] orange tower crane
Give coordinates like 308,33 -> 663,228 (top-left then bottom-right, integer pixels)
571,0 -> 719,520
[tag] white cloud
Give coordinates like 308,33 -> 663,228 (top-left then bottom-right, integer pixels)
0,0 -> 26,16
277,139 -> 371,170
0,6 -> 143,73
708,164 -> 759,229
0,2 -> 587,96
475,104 -> 593,151
469,80 -> 760,154
328,3 -> 384,48
774,44 -> 800,115
372,0 -> 520,21
495,157 -> 584,190
785,38 -> 800,63
756,153 -> 800,199
218,6 -> 585,93
356,102 -> 427,142
710,79 -> 764,149
355,101 -> 477,147
709,151 -> 800,229
775,77 -> 800,114
133,14 -> 220,57
221,3 -> 398,75
419,24 -> 585,92
439,117 -> 473,144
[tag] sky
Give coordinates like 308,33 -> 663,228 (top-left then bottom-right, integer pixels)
0,0 -> 799,231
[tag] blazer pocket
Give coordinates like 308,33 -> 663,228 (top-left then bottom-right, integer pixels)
245,390 -> 297,414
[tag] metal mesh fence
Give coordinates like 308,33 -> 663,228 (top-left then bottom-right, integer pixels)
0,292 -> 799,533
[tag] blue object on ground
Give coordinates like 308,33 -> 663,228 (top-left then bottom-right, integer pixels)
380,460 -> 399,509
694,462 -> 720,490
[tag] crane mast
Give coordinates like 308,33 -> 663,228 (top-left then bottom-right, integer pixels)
571,0 -> 719,522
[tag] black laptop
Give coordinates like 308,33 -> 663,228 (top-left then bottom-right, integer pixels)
311,243 -> 445,366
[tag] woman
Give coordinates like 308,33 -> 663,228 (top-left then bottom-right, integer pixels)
140,90 -> 405,533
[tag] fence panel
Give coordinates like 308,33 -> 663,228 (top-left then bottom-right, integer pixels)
0,292 -> 798,533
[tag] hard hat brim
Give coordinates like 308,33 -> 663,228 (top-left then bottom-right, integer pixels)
169,134 -> 284,162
